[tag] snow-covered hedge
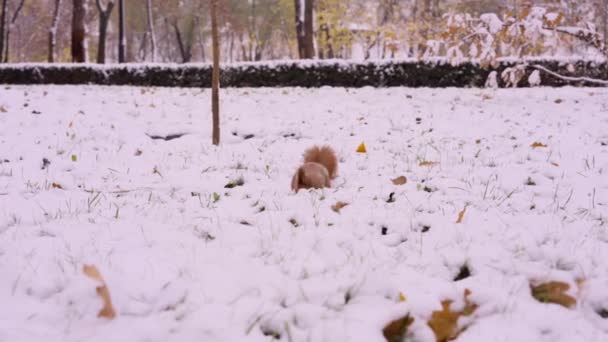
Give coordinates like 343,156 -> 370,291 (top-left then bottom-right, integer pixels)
0,59 -> 606,88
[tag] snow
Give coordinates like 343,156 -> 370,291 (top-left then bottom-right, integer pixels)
1,85 -> 608,341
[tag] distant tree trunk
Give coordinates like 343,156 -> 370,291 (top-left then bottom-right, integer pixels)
71,0 -> 88,62
95,0 -> 115,63
48,0 -> 62,62
0,0 -> 7,63
211,0 -> 220,145
603,0 -> 608,50
3,0 -> 25,62
318,23 -> 333,59
432,0 -> 440,18
173,22 -> 192,63
145,0 -> 156,62
303,0 -> 314,58
294,0 -> 305,58
118,0 -> 126,62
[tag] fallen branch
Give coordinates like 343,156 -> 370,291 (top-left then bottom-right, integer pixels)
531,64 -> 608,86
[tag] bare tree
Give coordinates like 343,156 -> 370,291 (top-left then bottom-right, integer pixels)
0,0 -> 6,63
173,17 -> 196,63
211,0 -> 220,145
72,0 -> 88,62
95,0 -> 115,63
2,0 -> 25,62
303,0 -> 314,58
118,0 -> 125,62
145,0 -> 156,62
294,0 -> 305,58
603,0 -> 608,50
48,0 -> 62,62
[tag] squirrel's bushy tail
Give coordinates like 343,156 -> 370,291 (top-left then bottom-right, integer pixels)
303,145 -> 338,179
291,145 -> 338,192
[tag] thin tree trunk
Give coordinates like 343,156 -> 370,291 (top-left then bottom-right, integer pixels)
173,22 -> 191,63
72,0 -> 88,63
432,0 -> 439,18
0,0 -> 7,63
3,0 -> 24,62
95,0 -> 115,63
211,0 -> 220,145
145,0 -> 156,62
303,0 -> 314,58
603,0 -> 608,51
118,0 -> 126,62
294,0 -> 305,58
48,0 -> 62,62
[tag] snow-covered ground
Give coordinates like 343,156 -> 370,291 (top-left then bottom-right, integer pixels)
1,85 -> 607,342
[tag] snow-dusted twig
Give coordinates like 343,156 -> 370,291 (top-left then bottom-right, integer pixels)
530,64 -> 608,86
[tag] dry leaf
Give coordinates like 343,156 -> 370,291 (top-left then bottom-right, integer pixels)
356,142 -> 367,153
419,161 -> 439,167
428,289 -> 477,342
530,281 -> 576,308
331,201 -> 349,213
383,314 -> 414,342
456,206 -> 467,224
83,264 -> 117,319
399,292 -> 407,302
531,142 -> 548,148
392,176 -> 407,185
428,300 -> 460,342
51,183 -> 64,189
0,105 -> 7,113
551,162 -> 560,167
554,98 -> 563,104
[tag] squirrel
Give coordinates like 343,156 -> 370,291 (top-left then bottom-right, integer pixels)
291,145 -> 338,192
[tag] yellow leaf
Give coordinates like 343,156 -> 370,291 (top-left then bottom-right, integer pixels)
383,314 -> 414,342
419,161 -> 439,167
83,264 -> 117,319
356,142 -> 367,153
331,201 -> 349,213
392,176 -> 407,185
456,206 -> 467,224
530,281 -> 576,308
399,292 -> 407,302
531,142 -> 548,148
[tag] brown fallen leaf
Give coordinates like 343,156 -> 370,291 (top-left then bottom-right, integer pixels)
428,289 -> 477,342
554,98 -> 563,104
83,264 -> 116,319
531,142 -> 548,148
392,176 -> 407,185
428,300 -> 459,342
550,162 -> 560,167
531,281 -> 576,308
383,314 -> 414,342
419,161 -> 439,167
456,205 -> 468,224
51,183 -> 64,189
331,201 -> 349,213
0,105 -> 7,113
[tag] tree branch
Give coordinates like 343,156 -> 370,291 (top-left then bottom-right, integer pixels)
531,64 -> 608,86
